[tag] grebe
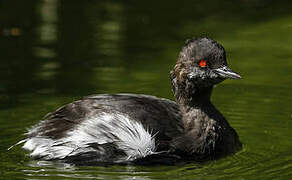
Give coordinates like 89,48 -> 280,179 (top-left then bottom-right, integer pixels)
20,37 -> 242,165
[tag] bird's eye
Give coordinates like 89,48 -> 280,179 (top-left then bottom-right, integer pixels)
199,59 -> 207,68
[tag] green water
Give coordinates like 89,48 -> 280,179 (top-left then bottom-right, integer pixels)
1,0 -> 292,179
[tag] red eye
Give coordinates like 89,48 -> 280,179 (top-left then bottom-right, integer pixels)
199,59 -> 207,67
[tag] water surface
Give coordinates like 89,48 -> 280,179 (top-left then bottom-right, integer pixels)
1,0 -> 292,179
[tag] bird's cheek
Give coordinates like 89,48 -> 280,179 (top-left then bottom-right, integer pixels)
209,70 -> 220,79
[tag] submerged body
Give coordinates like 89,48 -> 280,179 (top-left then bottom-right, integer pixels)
21,37 -> 242,165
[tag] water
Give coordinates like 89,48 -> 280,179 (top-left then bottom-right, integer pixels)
1,0 -> 292,179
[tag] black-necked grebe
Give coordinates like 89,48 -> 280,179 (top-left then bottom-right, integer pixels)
19,37 -> 242,165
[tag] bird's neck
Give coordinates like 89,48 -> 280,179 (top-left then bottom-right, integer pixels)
176,85 -> 213,109
170,73 -> 218,132
175,85 -> 217,132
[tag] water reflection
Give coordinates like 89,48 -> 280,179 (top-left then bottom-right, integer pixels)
37,0 -> 58,45
92,1 -> 125,57
24,160 -> 157,180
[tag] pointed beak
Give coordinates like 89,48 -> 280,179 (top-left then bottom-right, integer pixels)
214,66 -> 241,79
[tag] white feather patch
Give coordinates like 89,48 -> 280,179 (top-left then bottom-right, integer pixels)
22,112 -> 156,161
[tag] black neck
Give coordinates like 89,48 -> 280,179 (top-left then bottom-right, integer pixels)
176,85 -> 213,109
174,85 -> 218,134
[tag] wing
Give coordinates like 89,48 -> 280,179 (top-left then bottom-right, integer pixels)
26,98 -> 104,139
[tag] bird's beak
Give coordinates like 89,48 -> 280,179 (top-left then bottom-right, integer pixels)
214,66 -> 241,79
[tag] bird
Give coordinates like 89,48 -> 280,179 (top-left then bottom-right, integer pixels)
17,37 -> 242,165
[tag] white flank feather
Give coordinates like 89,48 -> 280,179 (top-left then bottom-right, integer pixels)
22,112 -> 156,161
